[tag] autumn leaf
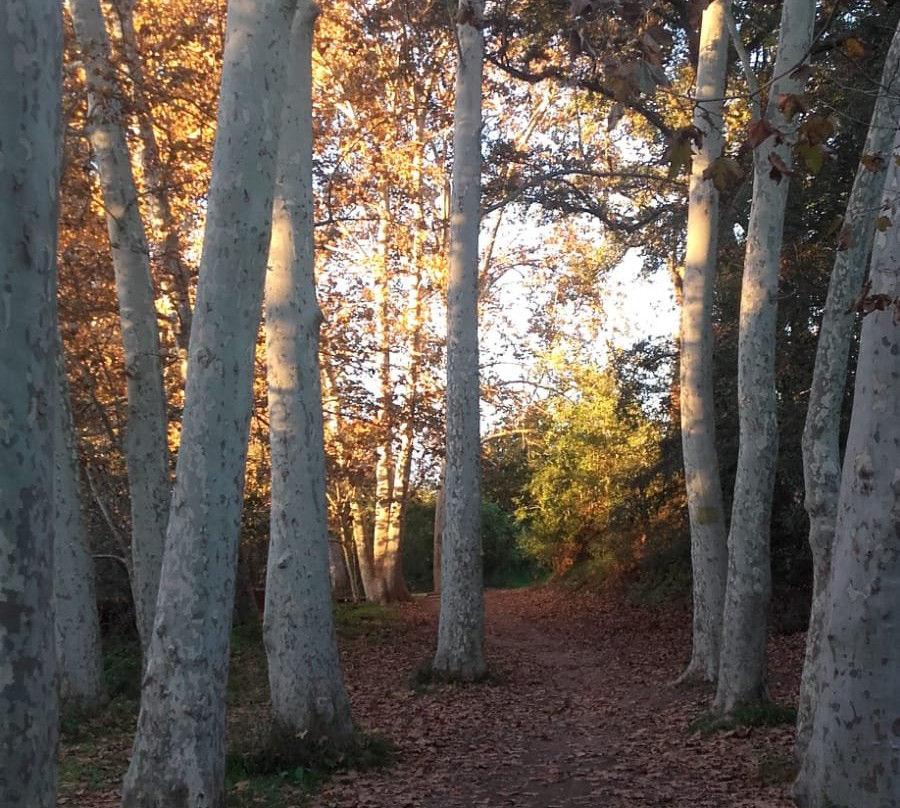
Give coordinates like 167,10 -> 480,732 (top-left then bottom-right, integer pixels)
665,126 -> 703,179
842,36 -> 869,59
860,153 -> 886,172
797,142 -> 830,175
768,152 -> 797,184
861,294 -> 895,315
798,114 -> 835,146
746,118 -> 779,149
776,93 -> 807,122
702,156 -> 744,192
875,215 -> 892,232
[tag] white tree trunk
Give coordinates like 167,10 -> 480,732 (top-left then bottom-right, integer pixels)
263,0 -> 354,749
796,125 -> 900,808
120,1 -> 296,804
54,348 -> 107,712
433,0 -> 486,680
69,0 -> 171,652
714,0 -> 816,713
795,17 -> 900,761
0,2 -> 63,804
678,0 -> 730,685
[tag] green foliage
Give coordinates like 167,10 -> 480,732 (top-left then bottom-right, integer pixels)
226,726 -> 394,783
630,535 -> 692,604
516,360 -> 672,579
688,702 -> 797,737
102,641 -> 142,700
333,601 -> 401,640
402,494 -> 543,592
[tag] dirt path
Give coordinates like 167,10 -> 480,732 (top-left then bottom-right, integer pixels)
312,588 -> 803,808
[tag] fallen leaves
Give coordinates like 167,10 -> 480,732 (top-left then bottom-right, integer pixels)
308,588 -> 803,808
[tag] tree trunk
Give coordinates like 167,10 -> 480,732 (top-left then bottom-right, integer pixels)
111,0 -> 194,351
350,493 -> 379,599
263,0 -> 354,750
434,462 -> 445,593
433,0 -> 486,681
796,17 -> 900,760
370,186 -> 397,604
120,1 -> 296,804
69,0 -> 171,653
795,125 -> 900,808
714,0 -> 816,714
329,535 -> 354,600
795,16 -> 900,762
678,0 -> 730,686
0,3 -> 63,803
54,347 -> 107,712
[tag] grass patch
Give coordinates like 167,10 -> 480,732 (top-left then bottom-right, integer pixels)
103,641 -> 143,699
688,701 -> 797,737
333,601 -> 401,641
226,726 -> 395,805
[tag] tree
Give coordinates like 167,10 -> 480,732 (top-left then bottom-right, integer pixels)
313,1 -> 452,605
120,0 -> 297,803
54,348 -> 106,712
69,0 -> 172,651
263,0 -> 354,750
0,1 -> 63,805
714,0 -> 816,714
433,0 -> 487,681
795,123 -> 900,808
678,0 -> 731,685
795,15 -> 900,760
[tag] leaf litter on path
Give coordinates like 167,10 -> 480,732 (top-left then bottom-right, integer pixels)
312,587 -> 803,808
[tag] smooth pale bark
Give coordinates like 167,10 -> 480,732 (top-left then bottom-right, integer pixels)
54,349 -> 107,712
678,0 -> 730,685
715,0 -> 816,713
0,2 -> 63,804
120,1 -> 296,804
434,462 -> 445,593
263,0 -> 354,748
434,0 -> 486,680
796,129 -> 900,808
795,18 -> 900,760
69,0 -> 171,652
350,494 -> 379,598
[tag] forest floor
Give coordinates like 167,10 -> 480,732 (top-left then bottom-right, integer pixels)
60,586 -> 804,808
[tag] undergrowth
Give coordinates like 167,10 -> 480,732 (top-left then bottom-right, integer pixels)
688,701 -> 797,737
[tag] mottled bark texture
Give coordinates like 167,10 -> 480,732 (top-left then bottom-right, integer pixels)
678,0 -> 730,685
69,0 -> 171,652
433,0 -> 486,680
714,0 -> 816,714
263,0 -> 354,750
0,2 -> 63,805
794,15 -> 900,762
54,349 -> 107,712
795,125 -> 900,808
120,1 -> 296,805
